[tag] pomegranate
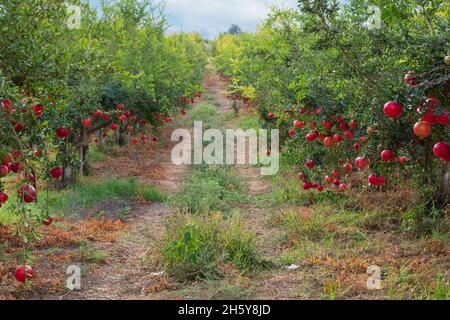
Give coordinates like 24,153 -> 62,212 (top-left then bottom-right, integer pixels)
323,121 -> 333,130
82,118 -> 92,128
288,129 -> 296,136
324,175 -> 333,184
15,265 -> 33,283
323,137 -> 335,147
344,130 -> 354,140
368,174 -> 385,186
10,162 -> 20,173
0,165 -> 8,177
332,170 -> 341,178
42,216 -> 54,226
294,120 -> 304,129
355,157 -> 370,169
306,160 -> 314,168
267,113 -> 275,120
56,127 -> 70,139
343,163 -> 353,174
413,121 -> 431,138
383,101 -> 403,119
380,150 -> 394,162
0,192 -> 8,203
433,142 -> 450,161
32,104 -> 44,117
306,132 -> 317,142
333,134 -> 343,143
18,185 -> 37,203
50,167 -> 63,180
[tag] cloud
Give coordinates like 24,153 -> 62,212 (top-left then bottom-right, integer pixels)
87,0 -> 299,39
163,0 -> 298,39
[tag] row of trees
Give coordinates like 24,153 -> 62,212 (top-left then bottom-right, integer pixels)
212,0 -> 449,211
0,0 -> 207,240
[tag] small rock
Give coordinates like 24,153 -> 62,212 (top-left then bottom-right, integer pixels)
286,264 -> 300,271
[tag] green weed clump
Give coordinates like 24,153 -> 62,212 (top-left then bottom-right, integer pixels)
169,165 -> 245,215
162,212 -> 261,281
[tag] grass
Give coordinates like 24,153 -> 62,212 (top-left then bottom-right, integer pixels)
169,165 -> 245,215
161,211 -> 262,281
87,146 -> 108,163
180,102 -> 222,129
75,240 -> 109,264
0,177 -> 166,223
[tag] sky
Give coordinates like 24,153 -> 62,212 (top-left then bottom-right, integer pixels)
88,0 -> 299,39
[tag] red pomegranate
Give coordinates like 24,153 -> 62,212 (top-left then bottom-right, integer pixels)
381,150 -> 394,162
18,185 -> 37,203
15,265 -> 33,283
433,142 -> 450,162
50,167 -> 63,180
56,127 -> 70,139
383,101 -> 403,119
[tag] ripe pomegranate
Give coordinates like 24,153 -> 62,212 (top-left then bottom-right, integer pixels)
42,216 -> 54,226
152,136 -> 159,142
0,192 -> 8,203
368,174 -> 385,186
305,160 -> 314,168
323,137 -> 335,147
294,120 -> 304,129
14,122 -> 25,132
32,104 -> 44,117
355,157 -> 370,169
344,130 -> 354,140
306,132 -> 317,142
317,186 -> 324,192
118,114 -> 127,122
117,103 -> 125,111
18,185 -> 37,203
50,167 -> 63,180
338,183 -> 348,191
82,118 -> 92,128
15,265 -> 33,283
353,143 -> 362,150
303,181 -> 310,190
56,127 -> 70,139
324,175 -> 333,184
421,111 -> 437,125
109,123 -> 118,131
437,112 -> 449,126
10,162 -> 20,173
381,150 -> 394,162
413,121 -> 431,138
349,120 -> 358,129
332,170 -> 340,178
267,113 -> 275,120
433,142 -> 450,161
383,101 -> 403,119
288,129 -> 296,136
127,126 -> 133,132
343,163 -> 353,174
323,121 -> 333,130
131,137 -> 139,145
333,134 -> 343,143
0,165 -> 8,177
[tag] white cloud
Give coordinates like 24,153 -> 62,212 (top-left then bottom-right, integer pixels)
163,0 -> 298,39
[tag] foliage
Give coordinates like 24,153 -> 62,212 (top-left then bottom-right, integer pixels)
212,0 -> 449,211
